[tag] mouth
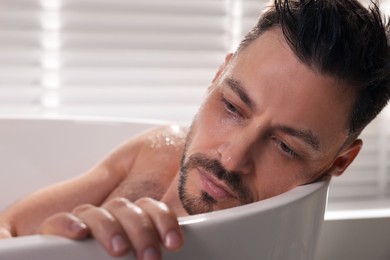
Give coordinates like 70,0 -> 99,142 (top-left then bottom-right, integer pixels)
198,167 -> 237,201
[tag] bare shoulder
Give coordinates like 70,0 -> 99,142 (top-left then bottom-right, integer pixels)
136,124 -> 188,171
103,125 -> 188,201
121,124 -> 187,148
101,124 -> 187,176
142,124 -> 188,153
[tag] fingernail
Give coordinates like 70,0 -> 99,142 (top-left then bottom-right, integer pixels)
165,229 -> 182,249
143,247 -> 159,260
111,234 -> 128,253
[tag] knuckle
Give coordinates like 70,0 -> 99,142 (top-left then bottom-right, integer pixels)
155,201 -> 171,214
104,197 -> 144,216
94,217 -> 115,233
134,219 -> 157,239
135,197 -> 154,206
136,198 -> 173,215
49,211 -> 72,220
139,218 -> 154,231
105,197 -> 130,209
134,198 -> 177,226
84,208 -> 119,235
72,204 -> 95,215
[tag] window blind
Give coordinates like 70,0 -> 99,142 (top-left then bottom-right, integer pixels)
0,0 -> 389,205
0,0 -> 229,123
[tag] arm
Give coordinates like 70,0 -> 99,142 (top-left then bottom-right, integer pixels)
0,125 -> 185,259
0,131 -> 144,237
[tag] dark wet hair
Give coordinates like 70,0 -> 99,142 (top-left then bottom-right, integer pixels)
238,0 -> 390,139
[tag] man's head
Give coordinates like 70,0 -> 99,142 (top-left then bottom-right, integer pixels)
178,0 -> 390,215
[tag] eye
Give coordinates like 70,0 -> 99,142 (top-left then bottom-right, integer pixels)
274,138 -> 299,158
221,97 -> 241,117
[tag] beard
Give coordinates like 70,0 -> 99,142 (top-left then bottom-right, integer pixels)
178,127 -> 254,215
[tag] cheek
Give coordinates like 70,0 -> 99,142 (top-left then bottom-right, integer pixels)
250,150 -> 309,199
187,99 -> 228,151
251,151 -> 333,200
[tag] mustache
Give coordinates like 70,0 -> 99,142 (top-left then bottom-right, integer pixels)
183,153 -> 254,204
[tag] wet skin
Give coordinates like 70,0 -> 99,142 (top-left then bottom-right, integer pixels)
173,28 -> 362,215
0,28 -> 363,259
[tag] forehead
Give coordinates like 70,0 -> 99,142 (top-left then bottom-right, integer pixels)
223,29 -> 354,150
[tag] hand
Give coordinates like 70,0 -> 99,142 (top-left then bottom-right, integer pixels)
38,197 -> 183,259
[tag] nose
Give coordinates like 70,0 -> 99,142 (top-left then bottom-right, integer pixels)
216,129 -> 257,174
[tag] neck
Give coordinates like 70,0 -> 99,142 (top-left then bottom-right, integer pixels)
160,173 -> 188,217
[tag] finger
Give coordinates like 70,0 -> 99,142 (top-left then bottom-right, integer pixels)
72,204 -> 131,257
136,198 -> 183,251
103,197 -> 162,260
0,227 -> 12,239
38,212 -> 89,240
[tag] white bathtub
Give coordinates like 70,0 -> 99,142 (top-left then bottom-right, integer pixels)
0,117 -> 330,260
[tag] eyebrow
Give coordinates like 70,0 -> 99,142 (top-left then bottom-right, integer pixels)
224,77 -> 321,152
224,77 -> 255,111
275,125 -> 321,152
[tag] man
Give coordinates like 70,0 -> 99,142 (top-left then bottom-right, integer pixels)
0,0 -> 389,259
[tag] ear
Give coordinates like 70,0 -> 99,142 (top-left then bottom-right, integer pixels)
327,139 -> 363,177
211,53 -> 234,83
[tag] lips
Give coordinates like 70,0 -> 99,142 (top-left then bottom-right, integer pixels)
198,168 -> 236,201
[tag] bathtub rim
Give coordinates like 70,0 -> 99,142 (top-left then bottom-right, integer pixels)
178,176 -> 330,225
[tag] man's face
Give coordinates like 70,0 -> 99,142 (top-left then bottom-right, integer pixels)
178,28 -> 358,215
